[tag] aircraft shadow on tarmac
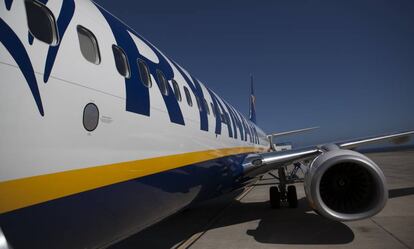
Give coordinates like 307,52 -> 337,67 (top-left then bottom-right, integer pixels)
110,185 -> 414,249
111,197 -> 354,248
389,187 -> 414,199
244,198 -> 354,244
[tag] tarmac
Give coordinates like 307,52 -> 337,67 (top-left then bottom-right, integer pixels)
110,150 -> 414,249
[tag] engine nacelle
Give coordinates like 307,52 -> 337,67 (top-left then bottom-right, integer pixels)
304,148 -> 388,221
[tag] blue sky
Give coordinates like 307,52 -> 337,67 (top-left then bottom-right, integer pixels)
94,0 -> 414,146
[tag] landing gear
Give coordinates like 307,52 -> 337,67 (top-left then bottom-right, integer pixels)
269,186 -> 281,208
287,185 -> 298,208
269,165 -> 300,208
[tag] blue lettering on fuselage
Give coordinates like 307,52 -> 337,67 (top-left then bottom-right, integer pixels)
240,113 -> 249,141
226,102 -> 245,141
242,116 -> 252,143
206,88 -> 222,135
188,76 -> 209,131
252,126 -> 259,144
95,4 -> 185,125
2,0 -> 259,139
170,60 -> 208,131
222,100 -> 240,139
210,92 -> 233,138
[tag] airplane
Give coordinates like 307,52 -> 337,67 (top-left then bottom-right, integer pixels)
0,0 -> 413,248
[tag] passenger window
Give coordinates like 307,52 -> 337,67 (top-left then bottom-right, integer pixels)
156,70 -> 169,96
220,110 -> 227,124
77,26 -> 101,64
172,80 -> 182,102
210,103 -> 216,117
195,97 -> 202,112
225,113 -> 231,124
203,99 -> 210,115
25,0 -> 59,45
138,59 -> 152,88
112,45 -> 130,78
83,103 -> 99,132
184,86 -> 193,107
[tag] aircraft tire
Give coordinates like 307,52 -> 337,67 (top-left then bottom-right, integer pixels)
287,185 -> 298,208
270,186 -> 281,209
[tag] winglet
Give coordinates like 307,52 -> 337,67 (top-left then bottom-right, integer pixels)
249,74 -> 257,124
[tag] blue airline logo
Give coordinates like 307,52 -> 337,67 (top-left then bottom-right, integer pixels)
1,0 -> 75,116
0,0 -> 259,144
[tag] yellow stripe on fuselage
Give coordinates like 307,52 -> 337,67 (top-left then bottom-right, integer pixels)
0,146 -> 265,214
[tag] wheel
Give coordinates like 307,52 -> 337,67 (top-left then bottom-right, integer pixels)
287,185 -> 298,208
269,186 -> 281,209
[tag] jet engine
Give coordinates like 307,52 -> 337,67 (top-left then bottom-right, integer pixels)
304,146 -> 388,221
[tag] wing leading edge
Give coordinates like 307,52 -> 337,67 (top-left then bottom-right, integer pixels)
339,130 -> 414,149
255,130 -> 414,171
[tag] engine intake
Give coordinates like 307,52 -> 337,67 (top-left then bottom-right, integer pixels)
304,148 -> 387,221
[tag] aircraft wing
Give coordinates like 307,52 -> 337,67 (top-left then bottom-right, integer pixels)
250,130 -> 414,171
243,147 -> 320,177
338,130 -> 414,149
243,129 -> 414,222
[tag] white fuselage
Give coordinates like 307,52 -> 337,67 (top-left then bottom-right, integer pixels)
0,0 -> 269,248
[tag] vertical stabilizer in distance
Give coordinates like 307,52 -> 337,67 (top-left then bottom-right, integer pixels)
249,74 -> 257,124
